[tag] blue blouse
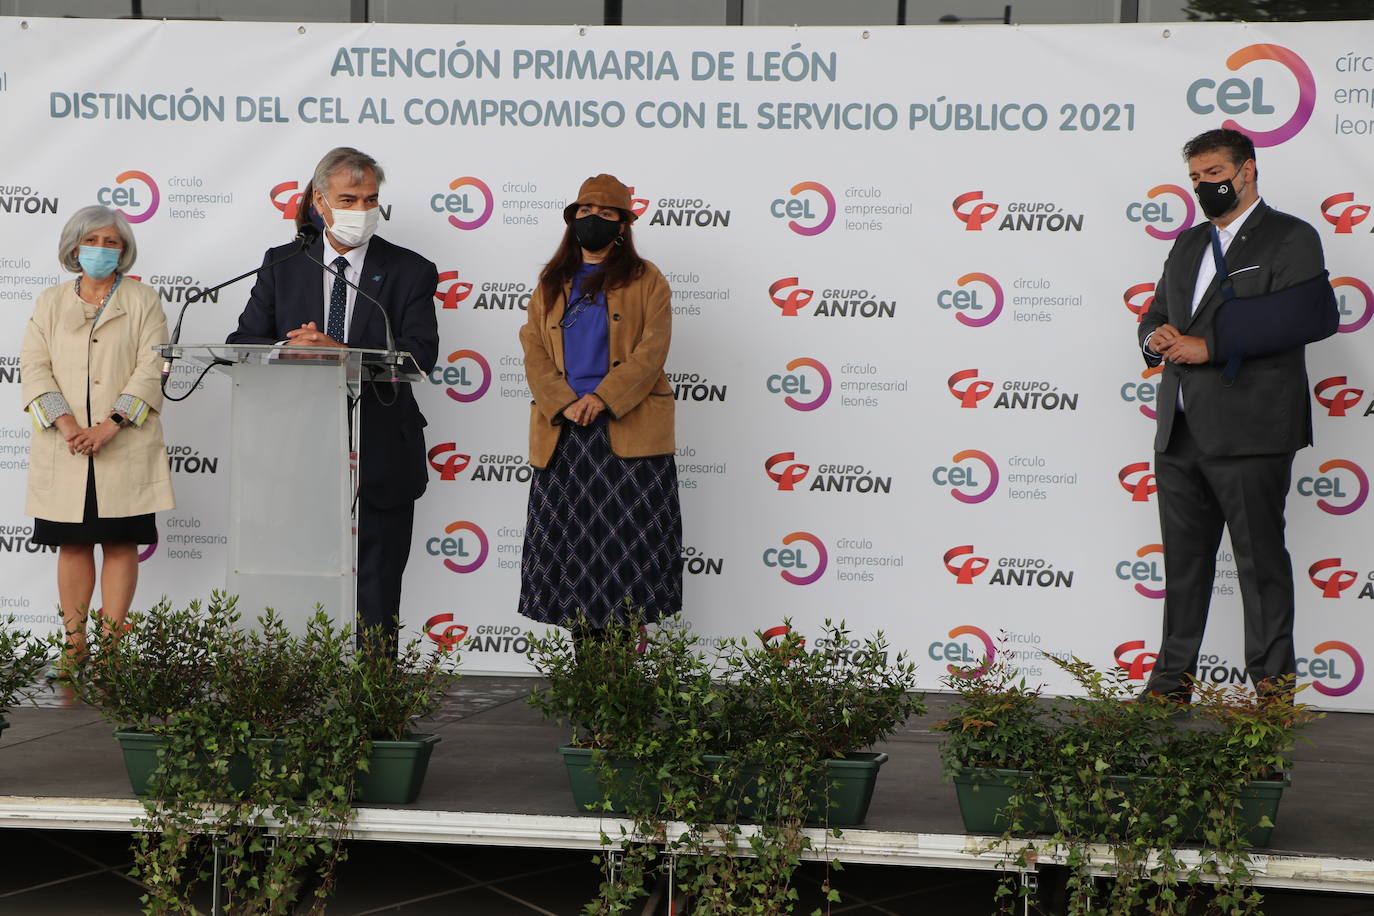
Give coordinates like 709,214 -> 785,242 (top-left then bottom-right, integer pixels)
562,263 -> 610,399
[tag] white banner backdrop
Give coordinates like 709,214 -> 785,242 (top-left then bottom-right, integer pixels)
1,16 -> 1370,708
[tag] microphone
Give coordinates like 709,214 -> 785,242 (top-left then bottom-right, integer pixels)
160,224 -> 320,383
294,222 -> 322,247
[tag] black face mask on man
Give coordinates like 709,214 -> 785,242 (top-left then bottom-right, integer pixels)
573,213 -> 621,252
1195,163 -> 1249,220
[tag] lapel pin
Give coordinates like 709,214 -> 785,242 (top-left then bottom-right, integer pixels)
371,274 -> 382,282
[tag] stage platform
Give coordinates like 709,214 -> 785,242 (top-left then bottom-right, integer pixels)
2,677 -> 1372,897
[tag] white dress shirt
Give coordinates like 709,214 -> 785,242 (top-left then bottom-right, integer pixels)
1189,196 -> 1261,314
320,236 -> 371,344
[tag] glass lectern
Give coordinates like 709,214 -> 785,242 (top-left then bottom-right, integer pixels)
157,343 -> 424,633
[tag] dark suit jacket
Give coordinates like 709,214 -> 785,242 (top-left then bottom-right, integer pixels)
227,235 -> 439,508
1138,201 -> 1326,457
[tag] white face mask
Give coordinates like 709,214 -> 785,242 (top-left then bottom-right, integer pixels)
326,205 -> 380,248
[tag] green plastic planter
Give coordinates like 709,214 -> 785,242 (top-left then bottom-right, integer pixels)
356,734 -> 441,805
229,739 -> 293,795
1233,775 -> 1289,847
114,730 -> 165,796
116,730 -> 442,805
710,752 -> 890,827
952,766 -> 1290,846
1096,773 -> 1291,847
952,767 -> 1056,835
1183,774 -> 1290,847
114,730 -> 264,797
808,752 -> 889,826
558,746 -> 660,814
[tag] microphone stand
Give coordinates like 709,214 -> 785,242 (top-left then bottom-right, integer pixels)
160,225 -> 321,397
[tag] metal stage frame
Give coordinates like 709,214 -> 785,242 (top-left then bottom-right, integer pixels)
3,678 -> 1371,899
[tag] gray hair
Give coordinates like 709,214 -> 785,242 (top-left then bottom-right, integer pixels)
58,205 -> 138,274
311,147 -> 385,202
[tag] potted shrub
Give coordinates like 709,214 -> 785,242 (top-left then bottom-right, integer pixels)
932,643 -> 1057,835
0,615 -> 56,740
129,606 -> 363,915
713,619 -> 924,827
531,617 -> 923,915
936,646 -> 1322,916
1042,654 -> 1317,847
1164,675 -> 1314,848
68,596 -> 230,794
344,626 -> 462,805
73,598 -> 432,914
528,615 -> 925,825
208,604 -> 356,797
526,613 -> 710,813
651,620 -> 921,916
938,649 -> 1318,840
1043,655 -> 1317,915
69,595 -> 355,802
74,596 -> 459,801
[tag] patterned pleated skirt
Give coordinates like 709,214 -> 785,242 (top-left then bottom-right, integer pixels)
518,421 -> 683,629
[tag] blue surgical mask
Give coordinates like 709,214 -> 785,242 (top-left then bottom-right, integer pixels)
77,245 -> 120,280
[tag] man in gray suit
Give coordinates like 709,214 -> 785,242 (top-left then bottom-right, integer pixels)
1137,128 -> 1336,702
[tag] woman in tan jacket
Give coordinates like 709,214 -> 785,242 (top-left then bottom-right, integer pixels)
21,205 -> 174,674
517,174 -> 682,634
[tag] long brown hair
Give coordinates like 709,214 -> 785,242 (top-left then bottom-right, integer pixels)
538,213 -> 645,311
293,175 -> 318,234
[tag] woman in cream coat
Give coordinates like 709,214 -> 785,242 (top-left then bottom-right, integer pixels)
21,205 -> 174,673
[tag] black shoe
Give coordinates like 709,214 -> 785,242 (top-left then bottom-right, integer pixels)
1136,685 -> 1192,705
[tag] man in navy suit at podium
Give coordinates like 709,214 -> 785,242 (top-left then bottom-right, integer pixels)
227,147 -> 439,656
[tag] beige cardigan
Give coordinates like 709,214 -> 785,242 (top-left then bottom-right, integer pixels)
519,260 -> 675,469
21,278 -> 175,522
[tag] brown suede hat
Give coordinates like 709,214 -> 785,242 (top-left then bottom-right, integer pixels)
563,173 -> 637,223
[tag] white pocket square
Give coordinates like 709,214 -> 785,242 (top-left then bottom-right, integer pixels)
1226,265 -> 1261,277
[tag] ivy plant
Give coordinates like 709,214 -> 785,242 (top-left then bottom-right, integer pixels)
935,642 -> 1322,915
73,597 -> 458,915
529,615 -> 924,915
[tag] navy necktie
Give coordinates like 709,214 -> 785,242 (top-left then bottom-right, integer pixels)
327,255 -> 349,342
1211,226 -> 1245,381
1209,226 -> 1234,303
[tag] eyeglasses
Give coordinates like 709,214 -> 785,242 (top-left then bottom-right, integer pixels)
558,292 -> 600,329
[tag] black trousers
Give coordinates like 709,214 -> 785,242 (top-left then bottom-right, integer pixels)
1148,412 -> 1297,695
356,496 -> 415,657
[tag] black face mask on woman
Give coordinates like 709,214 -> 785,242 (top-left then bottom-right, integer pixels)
573,213 -> 621,251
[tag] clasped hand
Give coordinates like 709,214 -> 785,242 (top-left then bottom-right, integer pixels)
285,321 -> 345,349
563,393 -> 606,426
65,420 -> 118,456
1150,324 -> 1209,365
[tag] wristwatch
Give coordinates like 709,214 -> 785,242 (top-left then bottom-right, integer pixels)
109,412 -> 128,428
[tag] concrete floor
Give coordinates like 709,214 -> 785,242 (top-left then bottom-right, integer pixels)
1,676 -> 1372,913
